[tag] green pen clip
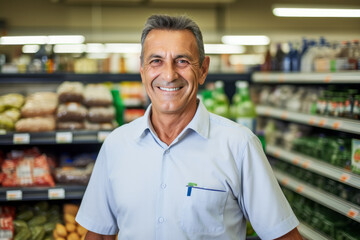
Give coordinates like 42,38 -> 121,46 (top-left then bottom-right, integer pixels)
187,182 -> 197,196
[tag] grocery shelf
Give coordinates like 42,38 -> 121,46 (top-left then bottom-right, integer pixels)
256,105 -> 360,135
274,170 -> 360,223
0,185 -> 86,202
267,145 -> 360,190
252,72 -> 360,84
0,130 -> 112,145
298,222 -> 329,240
0,73 -> 250,84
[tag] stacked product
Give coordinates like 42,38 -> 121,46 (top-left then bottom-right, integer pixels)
84,84 -> 116,130
0,93 -> 24,131
15,92 -> 58,132
0,147 -> 55,187
56,81 -> 87,130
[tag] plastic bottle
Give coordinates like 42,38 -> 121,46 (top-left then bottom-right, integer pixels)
212,81 -> 229,118
201,90 -> 215,113
291,42 -> 300,72
261,48 -> 272,72
349,40 -> 360,70
300,40 -> 317,72
230,81 -> 242,119
235,81 -> 257,132
274,43 -> 285,71
282,42 -> 292,72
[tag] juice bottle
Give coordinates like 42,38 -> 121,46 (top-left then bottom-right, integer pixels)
235,81 -> 257,132
212,81 -> 229,118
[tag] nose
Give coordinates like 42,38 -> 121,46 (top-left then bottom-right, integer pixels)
163,61 -> 178,82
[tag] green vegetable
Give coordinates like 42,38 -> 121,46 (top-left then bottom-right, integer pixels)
14,228 -> 31,240
16,210 -> 34,221
43,222 -> 56,233
13,219 -> 28,233
28,215 -> 47,227
30,226 -> 45,240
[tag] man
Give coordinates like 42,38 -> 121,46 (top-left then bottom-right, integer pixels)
76,14 -> 303,240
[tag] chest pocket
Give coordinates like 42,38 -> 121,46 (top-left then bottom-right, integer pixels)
180,186 -> 228,234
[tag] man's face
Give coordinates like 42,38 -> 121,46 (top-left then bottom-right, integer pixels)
140,29 -> 209,116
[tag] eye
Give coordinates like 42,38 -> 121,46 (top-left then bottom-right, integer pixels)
150,59 -> 162,66
176,59 -> 189,67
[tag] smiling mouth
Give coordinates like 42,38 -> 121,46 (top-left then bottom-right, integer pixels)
158,87 -> 181,92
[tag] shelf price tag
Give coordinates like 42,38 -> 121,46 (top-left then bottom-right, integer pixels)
56,132 -> 73,143
281,112 -> 288,120
308,118 -> 316,125
292,157 -> 300,165
48,188 -> 65,199
281,177 -> 289,186
296,185 -> 304,193
6,190 -> 22,201
0,129 -> 6,135
98,131 -> 110,142
339,173 -> 351,183
302,160 -> 311,169
347,209 -> 359,219
318,119 -> 327,127
274,150 -> 281,158
324,75 -> 332,83
332,121 -> 341,129
13,133 -> 30,144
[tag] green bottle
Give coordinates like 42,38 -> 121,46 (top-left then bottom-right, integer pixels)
235,81 -> 257,132
213,81 -> 229,118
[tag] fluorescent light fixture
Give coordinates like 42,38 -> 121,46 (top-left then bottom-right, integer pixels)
54,44 -> 86,53
0,36 -> 48,45
87,53 -> 109,59
273,7 -> 360,17
204,44 -> 245,54
48,35 -> 85,44
0,35 -> 85,45
86,43 -> 105,53
22,45 -> 40,53
105,43 -> 141,53
221,35 -> 270,45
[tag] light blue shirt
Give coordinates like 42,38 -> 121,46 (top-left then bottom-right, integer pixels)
76,100 -> 299,240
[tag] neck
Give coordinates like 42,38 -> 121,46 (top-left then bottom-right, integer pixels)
150,103 -> 198,146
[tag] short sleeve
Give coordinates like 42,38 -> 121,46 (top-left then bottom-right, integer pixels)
75,142 -> 119,235
239,136 -> 299,240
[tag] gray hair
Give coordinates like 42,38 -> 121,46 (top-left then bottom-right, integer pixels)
140,14 -> 205,66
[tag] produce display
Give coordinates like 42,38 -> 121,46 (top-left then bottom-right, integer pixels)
0,94 -> 25,131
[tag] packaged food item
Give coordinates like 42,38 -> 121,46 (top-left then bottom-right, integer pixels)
0,216 -> 13,240
83,84 -> 113,107
57,121 -> 84,130
87,106 -> 115,123
0,115 -> 14,131
2,108 -> 21,122
57,81 -> 84,103
84,121 -> 115,130
57,102 -> 87,122
0,93 -> 25,110
15,116 -> 56,132
351,138 -> 360,175
54,163 -> 94,185
33,154 -> 55,187
21,92 -> 58,118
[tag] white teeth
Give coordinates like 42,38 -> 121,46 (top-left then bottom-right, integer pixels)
159,87 -> 180,92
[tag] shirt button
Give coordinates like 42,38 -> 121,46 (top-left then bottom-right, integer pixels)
158,217 -> 164,223
161,183 -> 167,189
165,149 -> 170,154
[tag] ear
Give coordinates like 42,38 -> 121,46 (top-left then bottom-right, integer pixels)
140,58 -> 145,84
199,56 -> 210,86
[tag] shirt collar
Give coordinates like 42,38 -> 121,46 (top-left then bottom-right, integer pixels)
134,99 -> 210,142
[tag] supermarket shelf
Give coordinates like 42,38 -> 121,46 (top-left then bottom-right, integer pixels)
252,72 -> 360,84
298,222 -> 329,240
274,170 -> 360,223
0,185 -> 86,202
256,105 -> 360,135
0,73 -> 250,84
0,130 -> 112,145
267,145 -> 360,190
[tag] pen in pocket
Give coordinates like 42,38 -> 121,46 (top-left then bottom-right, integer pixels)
186,183 -> 226,196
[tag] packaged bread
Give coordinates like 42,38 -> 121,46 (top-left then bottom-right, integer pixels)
21,92 -> 58,118
84,121 -> 116,130
15,116 -> 56,132
83,84 -> 112,107
87,106 -> 115,123
57,81 -> 84,103
0,93 -> 25,110
57,103 -> 87,122
57,121 -> 84,130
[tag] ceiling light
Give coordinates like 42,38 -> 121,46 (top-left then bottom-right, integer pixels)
204,44 -> 245,54
221,35 -> 270,45
0,36 -> 48,45
22,45 -> 40,53
48,35 -> 85,44
86,43 -> 105,53
105,43 -> 141,53
54,44 -> 86,53
273,7 -> 360,17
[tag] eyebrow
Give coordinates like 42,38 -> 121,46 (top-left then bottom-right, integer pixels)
147,54 -> 194,61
